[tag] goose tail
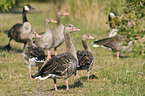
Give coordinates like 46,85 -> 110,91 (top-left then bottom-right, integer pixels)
31,72 -> 41,79
92,39 -> 100,47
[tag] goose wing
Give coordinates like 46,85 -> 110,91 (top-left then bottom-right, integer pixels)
77,50 -> 94,71
8,23 -> 23,40
24,46 -> 46,60
94,35 -> 123,51
32,53 -> 77,79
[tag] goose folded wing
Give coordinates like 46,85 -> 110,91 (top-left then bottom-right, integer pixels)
77,50 -> 94,68
39,53 -> 76,77
8,23 -> 23,38
94,36 -> 120,48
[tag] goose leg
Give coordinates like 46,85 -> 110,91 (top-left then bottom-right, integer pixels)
44,50 -> 51,65
46,50 -> 51,60
54,48 -> 57,55
48,50 -> 51,59
116,52 -> 120,59
53,79 -> 58,91
3,38 -> 12,50
66,79 -> 69,90
88,71 -> 90,80
23,43 -> 27,50
28,64 -> 32,79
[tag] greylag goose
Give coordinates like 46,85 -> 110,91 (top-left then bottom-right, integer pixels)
93,34 -> 134,59
31,24 -> 80,91
23,31 -> 45,79
34,17 -> 57,61
52,10 -> 69,55
5,4 -> 36,50
77,33 -> 94,80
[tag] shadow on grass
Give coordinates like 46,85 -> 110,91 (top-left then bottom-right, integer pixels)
40,74 -> 98,91
77,74 -> 98,82
113,54 -> 130,59
36,74 -> 98,92
3,30 -> 9,35
0,45 -> 23,53
43,80 -> 83,91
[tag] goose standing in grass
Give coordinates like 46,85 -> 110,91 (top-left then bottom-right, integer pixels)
52,10 -> 69,55
77,33 -> 94,80
23,31 -> 45,79
32,24 -> 80,91
93,11 -> 135,59
93,34 -> 134,59
4,4 -> 36,50
34,17 -> 57,61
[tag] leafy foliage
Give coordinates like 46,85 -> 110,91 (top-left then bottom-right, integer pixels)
0,0 -> 15,11
0,0 -> 24,11
109,0 -> 145,56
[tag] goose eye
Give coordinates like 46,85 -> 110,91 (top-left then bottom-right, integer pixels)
69,26 -> 71,27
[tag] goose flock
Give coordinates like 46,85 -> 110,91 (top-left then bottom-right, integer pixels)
1,4 -> 134,91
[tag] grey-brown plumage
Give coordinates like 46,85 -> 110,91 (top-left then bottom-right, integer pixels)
32,24 -> 80,91
32,53 -> 77,79
93,34 -> 134,59
23,32 -> 45,79
34,17 -> 57,61
24,46 -> 46,61
5,4 -> 36,50
51,10 -> 69,55
77,33 -> 94,80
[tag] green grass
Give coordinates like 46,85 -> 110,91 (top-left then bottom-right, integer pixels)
0,2 -> 145,96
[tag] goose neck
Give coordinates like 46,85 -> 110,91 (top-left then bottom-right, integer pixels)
82,40 -> 91,52
56,15 -> 62,26
22,9 -> 28,23
45,23 -> 51,32
64,32 -> 77,59
27,38 -> 36,47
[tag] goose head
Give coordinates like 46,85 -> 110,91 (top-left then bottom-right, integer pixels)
57,10 -> 69,17
64,24 -> 80,33
109,12 -> 119,20
82,33 -> 95,41
28,31 -> 42,39
108,12 -> 119,29
27,31 -> 42,47
45,17 -> 57,24
23,4 -> 36,12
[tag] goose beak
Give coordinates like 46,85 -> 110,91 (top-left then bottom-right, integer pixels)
30,7 -> 40,12
89,36 -> 95,39
30,7 -> 35,10
51,19 -> 57,23
36,34 -> 42,38
63,11 -> 69,15
73,27 -> 80,32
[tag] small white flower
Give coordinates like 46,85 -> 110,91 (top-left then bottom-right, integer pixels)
138,72 -> 143,74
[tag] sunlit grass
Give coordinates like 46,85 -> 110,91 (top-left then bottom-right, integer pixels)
0,1 -> 144,96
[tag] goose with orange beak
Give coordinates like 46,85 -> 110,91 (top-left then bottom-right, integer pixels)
52,10 -> 69,56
